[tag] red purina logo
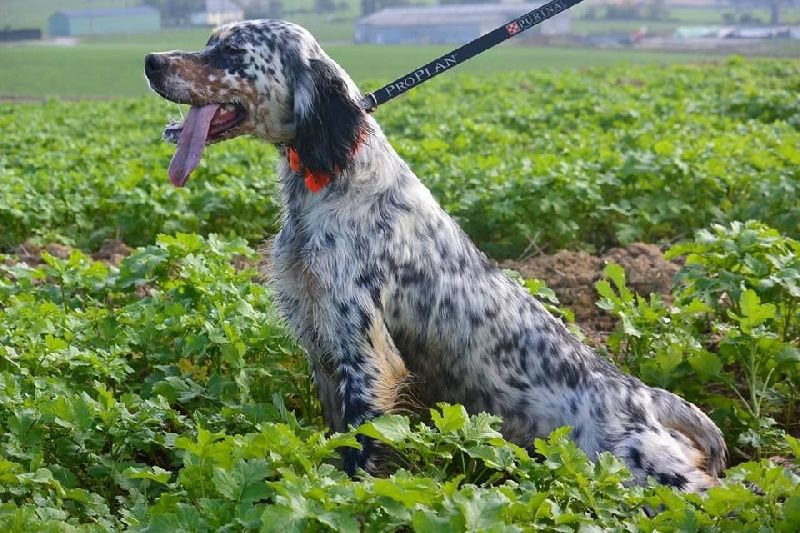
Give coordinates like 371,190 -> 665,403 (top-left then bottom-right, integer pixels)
506,21 -> 521,35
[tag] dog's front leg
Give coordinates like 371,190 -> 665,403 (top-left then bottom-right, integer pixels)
323,305 -> 408,476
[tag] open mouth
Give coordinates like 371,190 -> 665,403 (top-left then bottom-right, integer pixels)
164,103 -> 246,187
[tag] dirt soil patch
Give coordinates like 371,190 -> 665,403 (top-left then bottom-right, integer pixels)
6,239 -> 679,345
7,240 -> 135,268
92,240 -> 134,267
11,242 -> 73,265
502,243 -> 681,344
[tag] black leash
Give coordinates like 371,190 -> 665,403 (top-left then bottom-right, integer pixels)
360,0 -> 585,113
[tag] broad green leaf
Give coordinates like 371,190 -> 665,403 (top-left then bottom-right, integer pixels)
260,506 -> 307,533
736,289 -> 776,331
124,466 -> 172,485
781,495 -> 800,530
431,404 -> 469,434
212,459 -> 271,503
689,352 -> 722,378
786,435 -> 800,461
358,415 -> 411,444
411,509 -> 456,533
604,263 -> 627,293
372,476 -> 438,507
594,280 -> 615,301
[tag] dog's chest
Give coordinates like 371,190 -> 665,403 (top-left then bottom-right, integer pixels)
269,219 -> 317,304
269,210 -> 359,334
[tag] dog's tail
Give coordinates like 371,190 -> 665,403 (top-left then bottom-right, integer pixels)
652,389 -> 727,477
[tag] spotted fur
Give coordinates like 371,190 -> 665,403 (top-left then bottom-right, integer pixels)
146,20 -> 727,490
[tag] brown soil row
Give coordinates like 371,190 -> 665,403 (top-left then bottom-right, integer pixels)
7,240 -> 681,342
502,243 -> 680,343
11,240 -> 133,267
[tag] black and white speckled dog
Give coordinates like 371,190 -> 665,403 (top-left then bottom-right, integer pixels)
144,19 -> 726,490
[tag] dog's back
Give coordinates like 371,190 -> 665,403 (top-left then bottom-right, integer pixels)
270,118 -> 726,490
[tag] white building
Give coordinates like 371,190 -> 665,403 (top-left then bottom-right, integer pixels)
190,0 -> 244,27
357,3 -> 572,45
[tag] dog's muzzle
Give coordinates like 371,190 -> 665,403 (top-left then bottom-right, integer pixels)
144,53 -> 168,81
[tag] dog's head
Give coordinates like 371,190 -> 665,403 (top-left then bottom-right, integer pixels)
145,20 -> 365,187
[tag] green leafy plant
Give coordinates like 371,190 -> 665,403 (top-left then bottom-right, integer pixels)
2,58 -> 800,529
596,223 -> 800,460
667,220 -> 800,343
2,60 -> 798,257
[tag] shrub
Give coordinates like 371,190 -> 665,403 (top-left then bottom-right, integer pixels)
597,222 -> 800,460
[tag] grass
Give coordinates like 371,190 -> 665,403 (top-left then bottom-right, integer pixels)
0,0 -> 129,30
0,0 -> 433,33
572,19 -> 682,35
4,0 -> 799,36
0,2 -> 357,43
0,31 -> 711,98
570,6 -> 800,36
0,60 -> 798,529
1,4 -> 796,99
0,0 -> 307,31
667,6 -> 800,24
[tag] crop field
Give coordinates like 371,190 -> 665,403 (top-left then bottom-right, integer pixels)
1,0 -> 433,30
4,0 -> 799,34
1,58 -> 800,529
0,36 -> 708,98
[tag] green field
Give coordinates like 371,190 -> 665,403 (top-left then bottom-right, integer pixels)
1,0 -> 130,30
666,6 -> 800,24
0,0 -> 354,30
0,0 -> 441,32
4,0 -> 800,34
2,0 -> 798,100
0,35 -> 712,98
1,58 -> 799,529
572,8 -> 800,36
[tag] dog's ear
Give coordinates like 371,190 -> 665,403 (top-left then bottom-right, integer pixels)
293,58 -> 365,174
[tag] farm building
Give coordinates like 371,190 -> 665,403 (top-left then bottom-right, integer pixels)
48,7 -> 160,37
190,0 -> 244,26
356,2 -> 571,44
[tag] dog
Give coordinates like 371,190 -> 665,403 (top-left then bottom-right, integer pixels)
145,19 -> 726,491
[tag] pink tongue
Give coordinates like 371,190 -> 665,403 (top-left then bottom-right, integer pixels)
168,104 -> 219,187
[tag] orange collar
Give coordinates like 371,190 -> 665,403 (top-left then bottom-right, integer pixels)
286,146 -> 332,193
286,132 -> 366,193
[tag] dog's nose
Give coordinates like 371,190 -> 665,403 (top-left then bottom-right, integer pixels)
144,54 -> 167,77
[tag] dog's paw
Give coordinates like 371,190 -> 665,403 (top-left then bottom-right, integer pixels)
343,435 -> 374,478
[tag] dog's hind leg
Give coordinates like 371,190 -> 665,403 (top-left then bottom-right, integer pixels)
608,389 -> 725,492
615,427 -> 719,492
650,389 -> 727,478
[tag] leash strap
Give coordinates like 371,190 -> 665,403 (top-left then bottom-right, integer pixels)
360,0 -> 585,112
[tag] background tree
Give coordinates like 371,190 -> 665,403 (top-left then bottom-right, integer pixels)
764,0 -> 796,24
729,0 -> 798,25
